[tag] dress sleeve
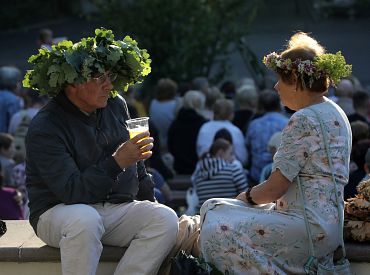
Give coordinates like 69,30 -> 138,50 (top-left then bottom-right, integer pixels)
272,112 -> 317,182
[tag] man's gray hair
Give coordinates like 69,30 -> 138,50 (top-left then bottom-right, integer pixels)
236,84 -> 258,110
0,66 -> 22,91
183,90 -> 205,111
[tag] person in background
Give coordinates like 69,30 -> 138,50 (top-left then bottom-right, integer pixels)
347,90 -> 370,133
259,131 -> 282,183
168,90 -> 208,175
0,133 -> 15,186
191,76 -> 210,97
220,80 -> 236,100
0,163 -> 24,220
25,29 -> 178,275
11,161 -> 29,218
0,66 -> 23,133
200,86 -> 224,120
192,138 -> 248,211
346,139 -> 370,199
351,120 -> 369,147
197,98 -> 247,166
38,28 -> 53,50
8,89 -> 47,135
121,85 -> 148,118
245,89 -> 288,185
347,120 -> 369,175
361,148 -> 370,182
334,78 -> 355,116
146,166 -> 172,205
147,121 -> 175,180
232,83 -> 258,134
199,32 -> 352,274
149,78 -> 179,152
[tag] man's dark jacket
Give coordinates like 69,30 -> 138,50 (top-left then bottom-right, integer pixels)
26,92 -> 154,233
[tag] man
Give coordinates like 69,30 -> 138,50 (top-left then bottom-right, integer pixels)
25,29 -> 178,275
347,90 -> 370,125
334,78 -> 355,116
245,89 -> 288,185
0,66 -> 23,133
361,148 -> 370,182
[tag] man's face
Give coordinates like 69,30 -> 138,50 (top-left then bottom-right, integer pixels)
72,73 -> 115,113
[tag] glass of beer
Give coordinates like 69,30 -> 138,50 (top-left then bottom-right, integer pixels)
126,117 -> 149,139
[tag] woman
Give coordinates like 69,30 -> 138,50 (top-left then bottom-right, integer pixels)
199,32 -> 352,274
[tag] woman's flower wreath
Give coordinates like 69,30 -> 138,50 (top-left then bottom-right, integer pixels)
263,51 -> 352,88
23,28 -> 151,97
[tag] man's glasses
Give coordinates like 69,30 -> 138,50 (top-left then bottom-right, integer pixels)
92,72 -> 118,84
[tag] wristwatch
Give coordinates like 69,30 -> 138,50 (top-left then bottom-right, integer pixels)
245,187 -> 257,205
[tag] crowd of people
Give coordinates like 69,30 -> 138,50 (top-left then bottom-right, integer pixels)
0,28 -> 369,274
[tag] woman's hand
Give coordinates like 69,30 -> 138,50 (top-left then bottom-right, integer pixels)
235,169 -> 291,204
113,131 -> 154,169
236,192 -> 248,203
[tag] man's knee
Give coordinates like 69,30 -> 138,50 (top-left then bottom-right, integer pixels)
63,205 -> 104,238
155,206 -> 179,239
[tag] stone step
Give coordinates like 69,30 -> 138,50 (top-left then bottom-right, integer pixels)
1,220 -> 370,275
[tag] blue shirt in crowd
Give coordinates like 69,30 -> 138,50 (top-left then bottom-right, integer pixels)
246,112 -> 288,182
0,90 -> 22,132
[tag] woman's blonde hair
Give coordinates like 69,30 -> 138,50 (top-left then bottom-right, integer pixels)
278,32 -> 329,93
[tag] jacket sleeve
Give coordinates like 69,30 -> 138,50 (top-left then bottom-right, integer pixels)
26,129 -> 122,204
136,160 -> 155,202
117,95 -> 155,201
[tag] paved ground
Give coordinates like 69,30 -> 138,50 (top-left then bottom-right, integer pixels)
0,2 -> 369,89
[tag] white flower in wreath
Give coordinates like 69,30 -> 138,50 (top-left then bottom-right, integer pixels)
297,63 -> 305,73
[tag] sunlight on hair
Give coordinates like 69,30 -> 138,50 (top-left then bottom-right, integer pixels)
288,32 -> 325,56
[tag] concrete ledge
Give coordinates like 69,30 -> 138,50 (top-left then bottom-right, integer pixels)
1,220 -> 369,265
344,241 -> 370,262
0,220 -> 126,262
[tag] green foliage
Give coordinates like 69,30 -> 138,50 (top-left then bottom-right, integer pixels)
93,0 -> 261,84
23,28 -> 151,97
315,51 -> 352,85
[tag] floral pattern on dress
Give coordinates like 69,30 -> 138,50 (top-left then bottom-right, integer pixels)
199,99 -> 352,275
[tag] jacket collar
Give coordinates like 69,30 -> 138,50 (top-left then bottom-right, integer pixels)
54,92 -> 100,127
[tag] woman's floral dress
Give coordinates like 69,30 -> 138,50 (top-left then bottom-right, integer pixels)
199,99 -> 352,274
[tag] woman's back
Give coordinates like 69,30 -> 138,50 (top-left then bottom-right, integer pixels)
273,99 -> 351,248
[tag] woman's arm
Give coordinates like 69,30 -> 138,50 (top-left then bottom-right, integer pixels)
236,168 -> 290,204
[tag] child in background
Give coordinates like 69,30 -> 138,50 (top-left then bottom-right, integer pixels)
0,163 -> 23,220
192,138 -> 248,211
259,131 -> 282,183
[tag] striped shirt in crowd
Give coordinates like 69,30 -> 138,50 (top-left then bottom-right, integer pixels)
191,156 -> 248,209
